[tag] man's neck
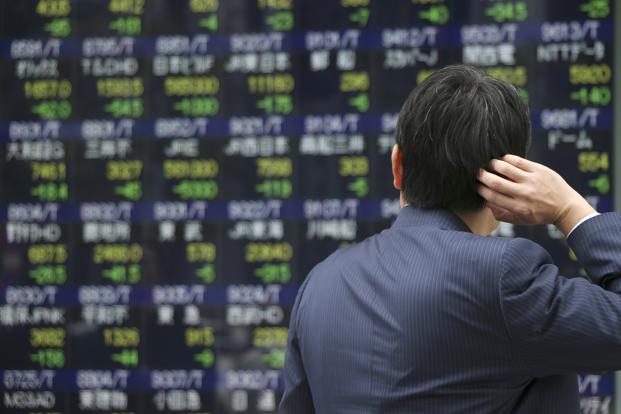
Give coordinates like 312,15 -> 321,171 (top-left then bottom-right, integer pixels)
453,208 -> 498,236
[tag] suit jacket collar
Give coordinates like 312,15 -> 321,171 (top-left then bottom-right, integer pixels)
393,206 -> 472,233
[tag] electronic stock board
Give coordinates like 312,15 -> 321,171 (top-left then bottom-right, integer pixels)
0,0 -> 616,412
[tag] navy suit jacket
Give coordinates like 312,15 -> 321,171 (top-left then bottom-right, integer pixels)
280,207 -> 621,413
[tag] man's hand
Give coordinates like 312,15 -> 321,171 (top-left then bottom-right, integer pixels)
477,154 -> 596,236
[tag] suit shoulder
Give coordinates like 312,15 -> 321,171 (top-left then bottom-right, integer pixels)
301,230 -> 391,296
311,230 -> 384,276
500,236 -> 553,268
457,232 -> 551,262
441,230 -> 512,264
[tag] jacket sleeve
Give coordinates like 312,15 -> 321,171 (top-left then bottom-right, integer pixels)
278,276 -> 315,413
499,213 -> 621,375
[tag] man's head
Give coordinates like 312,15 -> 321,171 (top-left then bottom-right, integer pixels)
392,64 -> 531,212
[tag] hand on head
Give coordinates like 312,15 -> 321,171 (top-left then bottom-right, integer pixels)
476,154 -> 596,236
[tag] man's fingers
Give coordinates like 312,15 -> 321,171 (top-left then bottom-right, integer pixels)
476,184 -> 517,209
500,154 -> 537,172
489,159 -> 528,182
487,203 -> 514,223
477,169 -> 523,196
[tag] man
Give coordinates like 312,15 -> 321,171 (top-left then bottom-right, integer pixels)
279,65 -> 621,413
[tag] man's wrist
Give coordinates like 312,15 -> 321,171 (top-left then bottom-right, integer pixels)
555,195 -> 597,237
566,212 -> 600,237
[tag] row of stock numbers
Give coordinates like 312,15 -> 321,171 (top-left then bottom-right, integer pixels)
260,0 -> 454,28
27,79 -> 72,121
104,327 -> 140,368
256,158 -> 292,198
29,161 -> 68,202
106,160 -> 144,201
35,0 -> 226,37
98,78 -> 144,119
253,326 -> 287,372
345,0 -> 450,26
94,243 -> 143,284
166,77 -> 220,117
35,0 -> 71,37
29,328 -> 66,368
412,0 -> 450,25
258,0 -> 295,31
164,159 -> 219,201
482,0 -> 609,23
341,72 -> 370,113
569,65 -> 612,105
248,242 -> 293,285
254,153 -> 370,199
411,0 -> 529,25
187,242 -> 217,284
250,75 -> 294,116
341,156 -> 370,197
28,244 -> 69,286
35,0 -> 145,36
570,63 -> 612,197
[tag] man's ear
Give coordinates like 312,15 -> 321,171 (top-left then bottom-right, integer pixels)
391,144 -> 403,190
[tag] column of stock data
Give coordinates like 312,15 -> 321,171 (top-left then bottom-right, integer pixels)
0,0 -> 615,412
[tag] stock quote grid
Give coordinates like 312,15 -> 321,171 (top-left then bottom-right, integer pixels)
0,0 -> 616,412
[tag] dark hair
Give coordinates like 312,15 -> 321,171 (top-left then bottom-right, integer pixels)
395,64 -> 531,211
